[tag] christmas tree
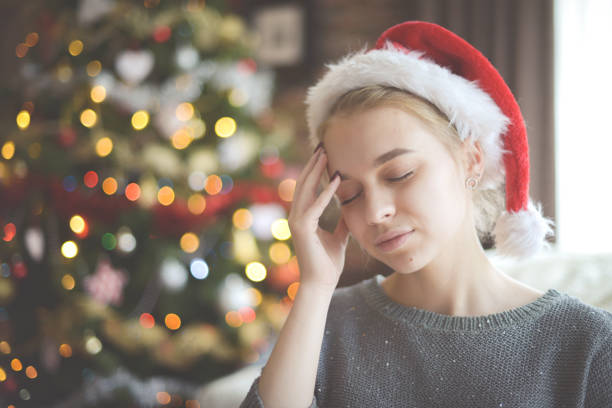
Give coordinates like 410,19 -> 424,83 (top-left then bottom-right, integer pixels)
0,0 -> 302,405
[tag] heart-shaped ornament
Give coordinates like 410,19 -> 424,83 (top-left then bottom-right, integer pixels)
115,49 -> 155,85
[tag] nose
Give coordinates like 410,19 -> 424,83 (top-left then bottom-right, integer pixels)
364,188 -> 396,225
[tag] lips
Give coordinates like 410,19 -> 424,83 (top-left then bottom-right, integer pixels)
374,229 -> 414,246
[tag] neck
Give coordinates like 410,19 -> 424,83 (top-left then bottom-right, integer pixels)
381,229 -> 523,317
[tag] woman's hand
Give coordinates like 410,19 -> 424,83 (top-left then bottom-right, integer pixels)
287,145 -> 350,292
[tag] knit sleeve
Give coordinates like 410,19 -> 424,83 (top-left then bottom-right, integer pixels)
584,311 -> 612,408
239,375 -> 318,408
583,324 -> 612,407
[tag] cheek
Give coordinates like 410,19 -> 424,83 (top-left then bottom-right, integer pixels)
429,173 -> 466,229
341,209 -> 368,242
341,209 -> 360,232
400,169 -> 464,224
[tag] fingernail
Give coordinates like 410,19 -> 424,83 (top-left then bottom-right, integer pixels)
331,170 -> 340,182
313,141 -> 323,154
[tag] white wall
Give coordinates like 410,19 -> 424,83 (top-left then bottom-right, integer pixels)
555,0 -> 612,253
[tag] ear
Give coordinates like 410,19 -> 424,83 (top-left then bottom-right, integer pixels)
461,138 -> 485,177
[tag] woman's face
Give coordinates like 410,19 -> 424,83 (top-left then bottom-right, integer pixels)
323,105 -> 472,273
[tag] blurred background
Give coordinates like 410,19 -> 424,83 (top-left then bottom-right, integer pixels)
0,0 -> 610,407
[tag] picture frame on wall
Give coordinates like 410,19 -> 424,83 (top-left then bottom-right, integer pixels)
251,3 -> 305,67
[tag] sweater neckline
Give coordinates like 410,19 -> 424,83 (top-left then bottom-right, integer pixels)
359,274 -> 563,331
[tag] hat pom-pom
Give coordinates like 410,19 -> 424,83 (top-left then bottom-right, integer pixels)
492,200 -> 555,258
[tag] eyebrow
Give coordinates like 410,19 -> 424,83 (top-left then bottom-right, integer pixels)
335,148 -> 415,181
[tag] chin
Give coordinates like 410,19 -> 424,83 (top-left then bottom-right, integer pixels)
371,247 -> 421,274
390,240 -> 444,273
393,255 -> 422,274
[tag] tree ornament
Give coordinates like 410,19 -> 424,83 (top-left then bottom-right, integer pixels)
84,258 -> 128,306
25,227 -> 45,261
115,49 -> 154,85
217,273 -> 256,315
159,257 -> 188,291
249,203 -> 286,240
175,45 -> 199,70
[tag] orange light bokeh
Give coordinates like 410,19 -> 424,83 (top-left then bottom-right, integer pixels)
59,343 -> 73,358
158,186 -> 175,206
187,194 -> 206,214
102,177 -> 118,195
25,32 -> 39,47
125,183 -> 141,201
25,365 -> 38,379
10,358 -> 22,371
165,313 -> 181,330
156,391 -> 171,404
225,310 -> 242,327
204,175 -> 222,195
287,281 -> 300,301
278,178 -> 296,202
232,208 -> 252,230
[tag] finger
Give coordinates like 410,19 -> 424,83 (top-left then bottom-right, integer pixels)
293,149 -> 328,211
300,149 -> 330,203
296,147 -> 324,187
305,169 -> 340,219
292,149 -> 323,208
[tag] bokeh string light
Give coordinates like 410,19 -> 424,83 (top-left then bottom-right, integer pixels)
16,110 -> 30,129
271,218 -> 291,240
245,261 -> 266,282
90,85 -> 106,103
131,110 -> 149,130
61,241 -> 78,258
187,193 -> 206,214
68,40 -> 84,56
86,60 -> 102,76
157,186 -> 175,205
96,136 -> 113,156
80,108 -> 97,128
2,141 -> 15,160
214,116 -> 237,138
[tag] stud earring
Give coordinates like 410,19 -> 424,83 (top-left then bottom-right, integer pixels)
465,174 -> 480,190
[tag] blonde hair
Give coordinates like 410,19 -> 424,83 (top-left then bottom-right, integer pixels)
314,85 -> 504,247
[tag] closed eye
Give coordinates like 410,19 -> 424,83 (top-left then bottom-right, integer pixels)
388,171 -> 413,182
339,171 -> 414,206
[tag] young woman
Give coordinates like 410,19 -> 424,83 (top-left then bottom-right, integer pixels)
240,21 -> 612,407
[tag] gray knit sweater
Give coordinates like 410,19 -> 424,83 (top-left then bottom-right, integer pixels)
240,274 -> 612,407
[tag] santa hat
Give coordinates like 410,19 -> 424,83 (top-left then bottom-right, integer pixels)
305,21 -> 554,258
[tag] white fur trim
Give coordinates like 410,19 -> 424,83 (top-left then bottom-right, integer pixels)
492,200 -> 555,258
305,41 -> 511,189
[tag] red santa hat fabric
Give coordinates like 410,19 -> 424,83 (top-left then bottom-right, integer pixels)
305,21 -> 554,257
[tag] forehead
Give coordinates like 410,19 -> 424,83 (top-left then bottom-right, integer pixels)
324,105 -> 430,144
322,106 -> 435,171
